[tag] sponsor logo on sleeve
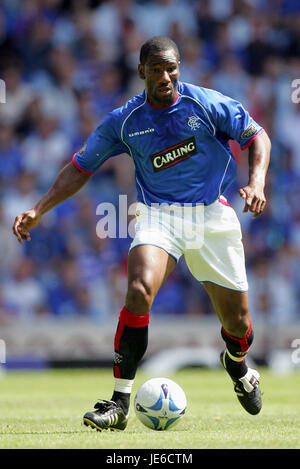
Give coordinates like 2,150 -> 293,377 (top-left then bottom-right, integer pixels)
150,136 -> 197,172
241,123 -> 260,140
78,141 -> 87,155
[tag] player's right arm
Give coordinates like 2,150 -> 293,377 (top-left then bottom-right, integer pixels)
13,162 -> 91,244
13,111 -> 128,245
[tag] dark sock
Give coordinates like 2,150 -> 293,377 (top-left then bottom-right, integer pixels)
111,391 -> 130,414
112,307 -> 149,413
224,351 -> 248,378
114,306 -> 149,379
221,321 -> 254,379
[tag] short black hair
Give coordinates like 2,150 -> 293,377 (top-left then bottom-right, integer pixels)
139,36 -> 180,65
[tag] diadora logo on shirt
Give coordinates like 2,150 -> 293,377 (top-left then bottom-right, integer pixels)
150,137 -> 197,172
128,128 -> 155,137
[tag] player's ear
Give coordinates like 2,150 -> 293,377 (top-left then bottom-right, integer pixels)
138,64 -> 145,80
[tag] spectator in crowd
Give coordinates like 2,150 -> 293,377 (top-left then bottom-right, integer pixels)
0,64 -> 35,127
2,256 -> 47,320
22,114 -> 71,189
0,124 -> 24,192
0,202 -> 22,279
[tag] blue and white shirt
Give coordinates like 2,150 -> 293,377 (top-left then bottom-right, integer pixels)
73,81 -> 264,205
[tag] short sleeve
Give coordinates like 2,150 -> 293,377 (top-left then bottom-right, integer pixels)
205,89 -> 264,151
72,113 -> 128,174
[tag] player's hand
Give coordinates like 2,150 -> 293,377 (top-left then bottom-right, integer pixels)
239,184 -> 266,219
12,208 -> 41,244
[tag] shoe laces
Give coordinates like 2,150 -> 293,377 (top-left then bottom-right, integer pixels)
234,374 -> 259,396
94,400 -> 118,412
239,368 -> 260,393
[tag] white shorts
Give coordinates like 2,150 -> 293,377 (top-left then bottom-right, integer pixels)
129,197 -> 248,292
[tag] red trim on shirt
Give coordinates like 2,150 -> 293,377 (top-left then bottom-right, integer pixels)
146,93 -> 179,110
241,128 -> 265,151
72,153 -> 94,175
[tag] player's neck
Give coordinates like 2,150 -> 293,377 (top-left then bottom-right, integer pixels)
146,92 -> 179,110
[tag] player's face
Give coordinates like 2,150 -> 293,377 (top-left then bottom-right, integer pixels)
139,49 -> 180,108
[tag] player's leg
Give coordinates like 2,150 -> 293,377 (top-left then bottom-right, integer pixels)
112,245 -> 176,409
83,244 -> 177,431
204,283 -> 261,415
183,198 -> 261,414
204,284 -> 252,376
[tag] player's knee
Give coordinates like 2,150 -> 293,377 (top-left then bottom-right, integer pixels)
126,279 -> 154,314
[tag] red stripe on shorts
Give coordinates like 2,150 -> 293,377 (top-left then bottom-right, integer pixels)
218,197 -> 230,207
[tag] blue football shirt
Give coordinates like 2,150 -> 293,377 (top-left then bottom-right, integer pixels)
73,81 -> 264,205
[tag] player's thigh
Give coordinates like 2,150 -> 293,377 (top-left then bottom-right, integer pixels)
204,282 -> 250,337
126,244 -> 177,314
183,200 -> 248,292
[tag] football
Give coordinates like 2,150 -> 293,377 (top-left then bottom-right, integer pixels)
134,377 -> 187,431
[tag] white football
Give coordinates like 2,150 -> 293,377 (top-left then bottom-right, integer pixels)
134,377 -> 187,431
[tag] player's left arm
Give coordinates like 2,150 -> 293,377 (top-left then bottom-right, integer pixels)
239,130 -> 271,219
200,87 -> 271,218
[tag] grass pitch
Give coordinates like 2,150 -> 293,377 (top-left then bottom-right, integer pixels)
0,367 -> 299,449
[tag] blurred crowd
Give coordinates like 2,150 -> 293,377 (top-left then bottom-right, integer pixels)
0,0 -> 300,325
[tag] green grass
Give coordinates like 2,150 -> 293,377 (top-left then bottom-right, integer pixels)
0,368 -> 299,449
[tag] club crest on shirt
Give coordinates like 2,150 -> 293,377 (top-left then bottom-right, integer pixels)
186,114 -> 201,130
241,123 -> 259,139
150,136 -> 197,172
